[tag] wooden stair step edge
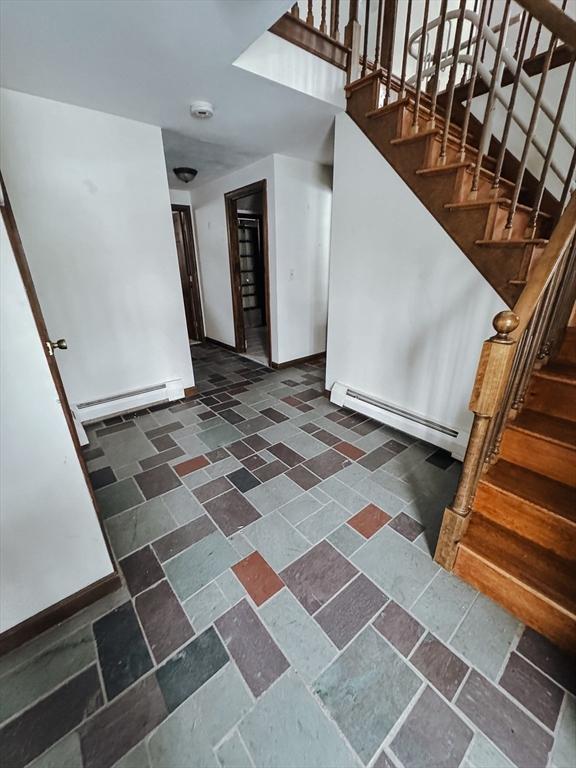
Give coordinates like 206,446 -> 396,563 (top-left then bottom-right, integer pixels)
455,515 -> 576,651
475,460 -> 576,559
557,327 -> 576,365
528,363 -> 576,423
500,410 -> 576,487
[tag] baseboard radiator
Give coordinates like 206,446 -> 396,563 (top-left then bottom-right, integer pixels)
330,382 -> 467,460
73,378 -> 184,425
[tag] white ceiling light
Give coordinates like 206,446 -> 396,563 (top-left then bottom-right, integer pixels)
190,100 -> 214,119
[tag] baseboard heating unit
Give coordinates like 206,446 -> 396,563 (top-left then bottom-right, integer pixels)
330,382 -> 467,460
73,379 -> 184,424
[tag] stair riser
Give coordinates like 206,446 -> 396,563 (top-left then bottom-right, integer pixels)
557,333 -> 576,365
527,377 -> 576,423
454,546 -> 576,652
474,484 -> 576,559
500,429 -> 576,487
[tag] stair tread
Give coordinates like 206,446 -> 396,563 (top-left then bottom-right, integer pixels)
535,362 -> 576,384
476,239 -> 548,248
462,516 -> 576,612
510,409 -> 576,448
447,198 -> 552,218
480,460 -> 576,524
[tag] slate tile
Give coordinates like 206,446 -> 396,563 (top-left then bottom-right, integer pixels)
135,580 -> 194,663
285,464 -> 321,490
228,440 -> 255,460
245,474 -> 301,515
134,463 -> 181,499
93,602 -> 153,699
0,624 -> 96,724
139,447 -> 184,471
155,627 -> 229,712
411,570 -> 477,641
297,500 -> 349,544
145,421 -> 184,439
391,686 -> 472,768
96,420 -> 134,436
317,476 -> 367,513
280,540 -> 358,614
232,551 -> 284,606
164,530 -> 238,600
315,574 -> 388,649
83,446 -> 105,461
241,453 -> 266,471
296,387 -> 323,402
119,545 -> 164,596
268,442 -> 306,468
199,423 -> 244,450
551,693 -> 576,768
358,445 -> 396,471
312,428 -> 341,447
303,449 -> 350,479
89,466 -> 117,490
95,478 -> 144,519
193,476 -> 232,503
353,419 -> 380,436
373,600 -> 425,656
457,670 -> 554,767
111,741 -> 150,768
334,441 -> 366,461
239,671 -> 359,768
388,511 -> 425,541
205,447 -> 229,464
315,626 -> 421,763
282,395 -> 302,407
26,731 -> 83,768
426,448 -> 454,469
80,674 -> 167,768
499,651 -> 564,730
216,599 -> 289,697
216,731 -> 252,768
253,459 -> 288,482
410,632 -> 469,700
217,569 -> 247,604
243,434 -> 271,451
105,498 -> 176,558
174,455 -> 209,476
151,434 -> 177,452
183,582 -> 230,633
0,666 -> 103,768
227,467 -> 261,492
299,421 -> 320,434
260,407 -> 289,423
236,415 -> 274,435
204,488 -> 261,535
515,627 -> 576,694
161,485 -> 204,524
278,492 -> 322,525
327,524 -> 366,557
348,503 -> 391,538
150,664 -> 251,768
99,427 -> 156,466
152,514 -> 216,561
220,408 -> 245,425
243,511 -> 310,571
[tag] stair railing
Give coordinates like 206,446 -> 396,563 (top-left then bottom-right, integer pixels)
435,192 -> 576,570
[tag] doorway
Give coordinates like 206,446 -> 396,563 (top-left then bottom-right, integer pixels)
224,180 -> 270,366
171,204 -> 204,343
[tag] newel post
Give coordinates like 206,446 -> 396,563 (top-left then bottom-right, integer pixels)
345,0 -> 361,84
434,310 -> 519,570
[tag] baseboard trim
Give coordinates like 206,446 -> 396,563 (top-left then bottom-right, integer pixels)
183,386 -> 198,398
205,337 -> 237,353
270,352 -> 326,370
0,571 -> 121,656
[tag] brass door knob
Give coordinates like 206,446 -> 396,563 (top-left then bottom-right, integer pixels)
46,338 -> 68,355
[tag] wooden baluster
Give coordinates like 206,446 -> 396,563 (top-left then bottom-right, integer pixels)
374,0 -> 384,70
412,0 -> 431,132
560,148 -> 576,212
504,35 -> 557,237
470,0 -> 511,197
331,0 -> 340,41
382,0 -> 398,105
439,0 -> 466,163
531,21 -> 543,58
481,0 -> 494,62
361,0 -> 372,77
428,0 -> 448,124
320,0 -> 327,33
460,0 -> 478,85
435,311 -> 519,570
345,0 -> 361,84
291,2 -> 300,19
306,0 -> 314,26
458,0 -> 490,159
492,17 -> 532,193
399,0 -> 413,97
528,54 -> 576,235
513,10 -> 526,59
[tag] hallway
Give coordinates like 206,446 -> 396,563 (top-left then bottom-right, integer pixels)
0,344 -> 573,768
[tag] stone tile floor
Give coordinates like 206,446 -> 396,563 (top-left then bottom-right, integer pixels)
1,343 -> 574,768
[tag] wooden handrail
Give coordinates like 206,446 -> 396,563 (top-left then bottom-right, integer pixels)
512,193 -> 576,338
514,0 -> 576,50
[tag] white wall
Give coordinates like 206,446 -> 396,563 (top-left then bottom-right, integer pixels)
326,114 -> 505,454
169,188 -> 192,205
1,214 -> 114,632
0,89 -> 194,408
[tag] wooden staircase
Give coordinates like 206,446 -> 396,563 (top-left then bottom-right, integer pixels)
455,327 -> 576,649
345,72 -> 553,307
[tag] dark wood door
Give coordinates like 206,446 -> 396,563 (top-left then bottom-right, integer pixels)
172,205 -> 204,342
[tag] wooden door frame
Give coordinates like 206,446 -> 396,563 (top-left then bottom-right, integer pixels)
0,173 -> 120,655
224,179 -> 271,365
171,203 -> 205,342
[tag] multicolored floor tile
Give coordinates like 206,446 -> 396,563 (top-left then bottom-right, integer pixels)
1,343 -> 573,768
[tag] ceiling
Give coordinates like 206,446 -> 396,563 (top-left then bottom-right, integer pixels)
0,0 -> 340,187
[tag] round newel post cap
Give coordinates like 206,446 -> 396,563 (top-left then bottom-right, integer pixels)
491,310 -> 519,342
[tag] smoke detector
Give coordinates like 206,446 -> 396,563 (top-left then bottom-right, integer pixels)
190,101 -> 214,119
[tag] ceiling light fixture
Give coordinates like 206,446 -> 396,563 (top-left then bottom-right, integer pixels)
190,100 -> 214,119
173,167 -> 198,183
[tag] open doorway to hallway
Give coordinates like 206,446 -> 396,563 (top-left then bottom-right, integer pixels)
225,180 -> 270,367
172,204 -> 204,345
